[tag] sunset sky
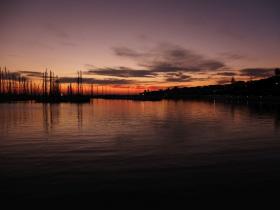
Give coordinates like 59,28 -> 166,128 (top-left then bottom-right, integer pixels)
1,0 -> 280,92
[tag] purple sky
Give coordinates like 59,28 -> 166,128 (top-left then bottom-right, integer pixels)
1,0 -> 280,88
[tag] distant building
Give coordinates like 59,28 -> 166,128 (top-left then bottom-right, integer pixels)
275,68 -> 280,76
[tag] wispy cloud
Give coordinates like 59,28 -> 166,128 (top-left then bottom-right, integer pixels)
18,71 -> 43,78
44,23 -> 69,39
216,71 -> 237,77
164,72 -> 192,82
0,71 -> 23,80
85,43 -> 227,84
220,52 -> 247,61
216,78 -> 232,85
113,47 -> 145,58
86,67 -> 156,78
60,41 -> 77,47
114,43 -> 226,73
43,23 -> 77,48
59,77 -> 135,85
239,68 -> 274,78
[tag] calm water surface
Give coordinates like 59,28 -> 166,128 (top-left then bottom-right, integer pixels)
1,99 -> 280,200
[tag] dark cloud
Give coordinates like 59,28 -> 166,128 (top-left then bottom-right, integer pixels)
0,70 -> 27,81
18,71 -> 43,78
113,47 -> 144,58
216,71 -> 237,76
86,67 -> 156,78
164,72 -> 192,83
59,77 -> 135,85
239,68 -> 274,78
142,62 -> 199,73
220,52 -> 247,61
198,61 -> 225,70
85,43 -> 226,83
113,44 -> 226,73
216,78 -> 231,85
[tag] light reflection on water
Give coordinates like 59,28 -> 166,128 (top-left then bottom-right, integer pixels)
1,99 -> 280,199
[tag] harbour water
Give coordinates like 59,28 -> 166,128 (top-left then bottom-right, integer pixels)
1,99 -> 280,201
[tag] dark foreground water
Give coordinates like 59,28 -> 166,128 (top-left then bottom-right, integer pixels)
1,99 -> 280,203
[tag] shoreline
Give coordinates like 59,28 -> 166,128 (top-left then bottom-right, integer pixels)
1,94 -> 280,104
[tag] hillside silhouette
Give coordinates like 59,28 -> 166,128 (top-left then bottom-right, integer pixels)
141,68 -> 280,101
